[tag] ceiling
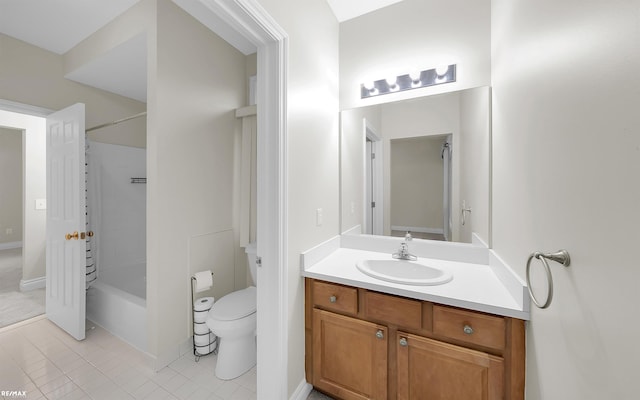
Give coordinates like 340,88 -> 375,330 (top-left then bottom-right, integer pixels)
0,0 -> 405,103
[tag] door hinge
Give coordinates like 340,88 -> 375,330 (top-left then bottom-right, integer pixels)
371,201 -> 376,208
371,153 -> 376,159
256,256 -> 262,267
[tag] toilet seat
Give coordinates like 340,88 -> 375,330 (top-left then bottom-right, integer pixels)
208,286 -> 256,321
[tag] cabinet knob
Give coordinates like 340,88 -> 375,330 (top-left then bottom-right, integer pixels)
399,337 -> 408,347
375,330 -> 384,340
329,295 -> 337,303
463,325 -> 474,335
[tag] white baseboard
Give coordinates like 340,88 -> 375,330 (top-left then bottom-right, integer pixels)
20,276 -> 45,291
0,241 -> 22,251
391,225 -> 444,235
290,379 -> 312,400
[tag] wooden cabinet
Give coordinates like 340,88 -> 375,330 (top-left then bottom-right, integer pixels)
305,278 -> 525,400
313,310 -> 388,399
396,333 -> 504,400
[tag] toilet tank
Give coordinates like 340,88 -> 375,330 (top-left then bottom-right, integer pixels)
245,242 -> 257,285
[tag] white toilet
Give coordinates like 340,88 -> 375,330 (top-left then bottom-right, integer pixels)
206,243 -> 257,380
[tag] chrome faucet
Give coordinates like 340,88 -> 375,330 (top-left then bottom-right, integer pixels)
392,232 -> 417,261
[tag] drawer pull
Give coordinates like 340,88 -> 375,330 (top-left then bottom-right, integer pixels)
399,337 -> 408,347
329,295 -> 337,303
463,325 -> 474,335
375,330 -> 384,340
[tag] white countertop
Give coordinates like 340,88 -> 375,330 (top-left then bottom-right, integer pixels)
302,245 -> 530,320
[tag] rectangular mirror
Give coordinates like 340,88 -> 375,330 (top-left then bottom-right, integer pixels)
340,86 -> 491,245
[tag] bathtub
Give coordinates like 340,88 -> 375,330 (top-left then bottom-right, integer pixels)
86,262 -> 147,352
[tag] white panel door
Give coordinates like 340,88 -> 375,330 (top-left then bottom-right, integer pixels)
46,103 -> 86,341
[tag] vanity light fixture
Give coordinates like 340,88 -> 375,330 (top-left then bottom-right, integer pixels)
361,64 -> 457,98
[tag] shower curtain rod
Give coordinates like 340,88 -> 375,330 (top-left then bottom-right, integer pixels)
85,111 -> 147,133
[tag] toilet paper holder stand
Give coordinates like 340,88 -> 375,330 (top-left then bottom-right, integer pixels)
191,271 -> 218,361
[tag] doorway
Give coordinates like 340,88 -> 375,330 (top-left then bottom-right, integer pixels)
389,134 -> 450,241
0,107 -> 48,328
364,119 -> 383,235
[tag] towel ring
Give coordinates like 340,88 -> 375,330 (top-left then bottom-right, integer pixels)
526,250 -> 570,309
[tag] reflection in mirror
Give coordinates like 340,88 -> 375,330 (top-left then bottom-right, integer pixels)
340,86 -> 491,245
390,134 -> 451,241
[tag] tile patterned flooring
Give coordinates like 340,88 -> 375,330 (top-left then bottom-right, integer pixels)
0,248 -> 46,329
0,316 -> 256,400
0,250 -> 330,399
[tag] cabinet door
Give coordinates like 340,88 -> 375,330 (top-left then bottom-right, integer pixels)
397,332 -> 504,400
313,309 -> 388,400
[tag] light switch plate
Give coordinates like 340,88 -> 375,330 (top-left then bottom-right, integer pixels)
35,198 -> 46,210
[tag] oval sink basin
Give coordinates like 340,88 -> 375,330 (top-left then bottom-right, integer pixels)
356,259 -> 453,286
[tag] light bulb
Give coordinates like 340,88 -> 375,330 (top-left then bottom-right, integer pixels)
409,70 -> 421,83
363,81 -> 375,91
435,65 -> 450,76
386,75 -> 398,88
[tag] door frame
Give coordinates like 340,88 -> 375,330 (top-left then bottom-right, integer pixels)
2,0 -> 290,394
0,100 -> 51,292
190,1 -> 288,398
363,118 -> 383,235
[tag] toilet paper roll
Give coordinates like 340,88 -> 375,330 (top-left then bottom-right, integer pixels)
194,297 -> 214,311
193,322 -> 209,335
194,297 -> 214,323
194,271 -> 213,293
195,338 -> 216,356
194,332 -> 215,347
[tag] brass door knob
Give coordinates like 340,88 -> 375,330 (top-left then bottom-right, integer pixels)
65,231 -> 79,240
87,231 -> 94,237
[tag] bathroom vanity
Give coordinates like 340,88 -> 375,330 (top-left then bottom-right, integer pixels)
305,278 -> 524,400
301,236 -> 529,400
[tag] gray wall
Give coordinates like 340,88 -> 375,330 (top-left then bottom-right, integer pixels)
491,0 -> 640,398
0,127 -> 22,245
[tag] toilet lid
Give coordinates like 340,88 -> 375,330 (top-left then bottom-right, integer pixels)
208,286 -> 256,321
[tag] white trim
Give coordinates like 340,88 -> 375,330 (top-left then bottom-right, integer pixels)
289,379 -> 313,400
391,225 -> 444,235
363,118 -> 383,235
172,0 -> 257,55
0,241 -> 22,250
0,99 -> 52,117
20,276 -> 45,291
191,1 -> 289,398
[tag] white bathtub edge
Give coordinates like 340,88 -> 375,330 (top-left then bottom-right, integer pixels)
86,280 -> 147,353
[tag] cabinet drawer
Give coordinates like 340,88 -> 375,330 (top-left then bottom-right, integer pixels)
364,291 -> 422,330
312,280 -> 358,315
433,305 -> 506,351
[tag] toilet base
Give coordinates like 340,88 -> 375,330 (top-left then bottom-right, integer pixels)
215,335 -> 256,380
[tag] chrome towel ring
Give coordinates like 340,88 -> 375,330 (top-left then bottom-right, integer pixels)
526,250 -> 571,309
